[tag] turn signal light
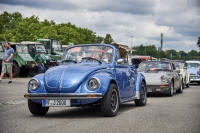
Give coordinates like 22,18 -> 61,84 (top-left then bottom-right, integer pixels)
88,94 -> 97,98
160,84 -> 167,87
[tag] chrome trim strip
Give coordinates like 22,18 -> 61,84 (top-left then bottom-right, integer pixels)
120,96 -> 135,103
24,93 -> 102,100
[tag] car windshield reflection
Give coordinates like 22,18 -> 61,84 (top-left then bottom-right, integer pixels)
62,45 -> 113,64
138,61 -> 172,72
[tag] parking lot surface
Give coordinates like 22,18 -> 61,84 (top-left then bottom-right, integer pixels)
0,78 -> 200,133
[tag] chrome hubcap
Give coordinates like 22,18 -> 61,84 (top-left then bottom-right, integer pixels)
110,90 -> 118,112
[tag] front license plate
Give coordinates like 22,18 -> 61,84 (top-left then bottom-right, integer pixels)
42,99 -> 71,107
156,88 -> 161,91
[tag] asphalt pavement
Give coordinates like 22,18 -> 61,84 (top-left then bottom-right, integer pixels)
0,78 -> 200,133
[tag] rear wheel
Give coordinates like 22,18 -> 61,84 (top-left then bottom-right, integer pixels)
186,83 -> 189,88
135,81 -> 147,106
28,99 -> 49,116
177,80 -> 183,93
12,62 -> 20,77
101,83 -> 119,117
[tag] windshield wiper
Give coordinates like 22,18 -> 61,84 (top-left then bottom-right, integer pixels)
81,57 -> 102,64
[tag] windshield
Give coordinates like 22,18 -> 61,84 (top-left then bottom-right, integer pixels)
173,62 -> 184,69
16,45 -> 28,54
52,40 -> 62,51
62,45 -> 113,64
138,61 -> 172,72
0,45 -> 3,52
187,63 -> 200,68
36,45 -> 46,53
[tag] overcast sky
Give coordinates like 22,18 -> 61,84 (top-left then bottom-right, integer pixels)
0,0 -> 200,51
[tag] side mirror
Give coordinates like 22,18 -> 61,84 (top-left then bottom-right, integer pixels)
117,58 -> 124,64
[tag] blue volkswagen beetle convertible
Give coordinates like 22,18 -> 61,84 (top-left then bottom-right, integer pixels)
24,44 -> 147,116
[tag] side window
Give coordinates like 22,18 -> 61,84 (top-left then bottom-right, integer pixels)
116,49 -> 128,65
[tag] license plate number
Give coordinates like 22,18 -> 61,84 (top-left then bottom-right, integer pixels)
156,88 -> 161,91
42,100 -> 71,107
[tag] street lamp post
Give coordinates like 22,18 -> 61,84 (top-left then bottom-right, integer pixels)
130,36 -> 134,48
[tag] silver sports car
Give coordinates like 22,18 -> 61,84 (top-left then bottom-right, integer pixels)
137,61 -> 183,96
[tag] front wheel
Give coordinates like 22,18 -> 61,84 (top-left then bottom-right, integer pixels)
135,81 -> 147,106
167,81 -> 174,96
101,83 -> 119,117
28,100 -> 49,116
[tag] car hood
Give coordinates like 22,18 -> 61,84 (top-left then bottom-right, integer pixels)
44,63 -> 107,93
187,68 -> 198,75
18,53 -> 34,62
140,71 -> 171,85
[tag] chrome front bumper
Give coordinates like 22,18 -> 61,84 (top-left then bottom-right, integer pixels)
24,93 -> 103,100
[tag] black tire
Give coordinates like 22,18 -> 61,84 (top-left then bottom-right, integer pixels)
186,83 -> 189,88
177,80 -> 183,93
167,81 -> 174,96
101,83 -> 119,117
135,81 -> 147,106
28,99 -> 49,116
198,82 -> 200,85
12,62 -> 20,77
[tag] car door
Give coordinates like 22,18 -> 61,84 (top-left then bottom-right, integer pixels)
172,63 -> 180,89
115,50 -> 134,98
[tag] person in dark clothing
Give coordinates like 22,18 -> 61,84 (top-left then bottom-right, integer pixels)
33,51 -> 46,73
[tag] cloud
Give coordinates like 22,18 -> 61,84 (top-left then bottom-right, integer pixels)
0,0 -> 77,10
0,0 -> 199,52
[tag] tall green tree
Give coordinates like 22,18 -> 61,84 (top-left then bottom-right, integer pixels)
104,34 -> 114,44
197,37 -> 200,48
0,11 -> 105,44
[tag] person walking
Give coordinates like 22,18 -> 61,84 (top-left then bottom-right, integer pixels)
0,42 -> 14,83
33,51 -> 46,73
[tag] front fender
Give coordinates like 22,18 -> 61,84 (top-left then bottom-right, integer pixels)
135,72 -> 146,91
79,72 -> 115,96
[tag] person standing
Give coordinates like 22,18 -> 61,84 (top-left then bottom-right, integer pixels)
0,42 -> 14,83
33,51 -> 46,73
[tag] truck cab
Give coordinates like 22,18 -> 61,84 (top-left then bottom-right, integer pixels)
36,39 -> 63,62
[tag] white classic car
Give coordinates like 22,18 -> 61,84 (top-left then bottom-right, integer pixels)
172,60 -> 190,88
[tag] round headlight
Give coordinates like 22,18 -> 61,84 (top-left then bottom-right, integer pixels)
28,79 -> 39,90
88,78 -> 99,90
161,75 -> 168,83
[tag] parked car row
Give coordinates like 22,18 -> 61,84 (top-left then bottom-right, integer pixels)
137,60 -> 185,96
24,43 -> 199,117
24,44 -> 147,117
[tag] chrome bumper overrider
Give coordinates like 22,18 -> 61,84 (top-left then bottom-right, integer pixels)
24,93 -> 103,100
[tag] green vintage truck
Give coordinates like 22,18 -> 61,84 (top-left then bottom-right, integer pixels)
8,42 -> 34,77
36,39 -> 63,62
21,41 -> 57,76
